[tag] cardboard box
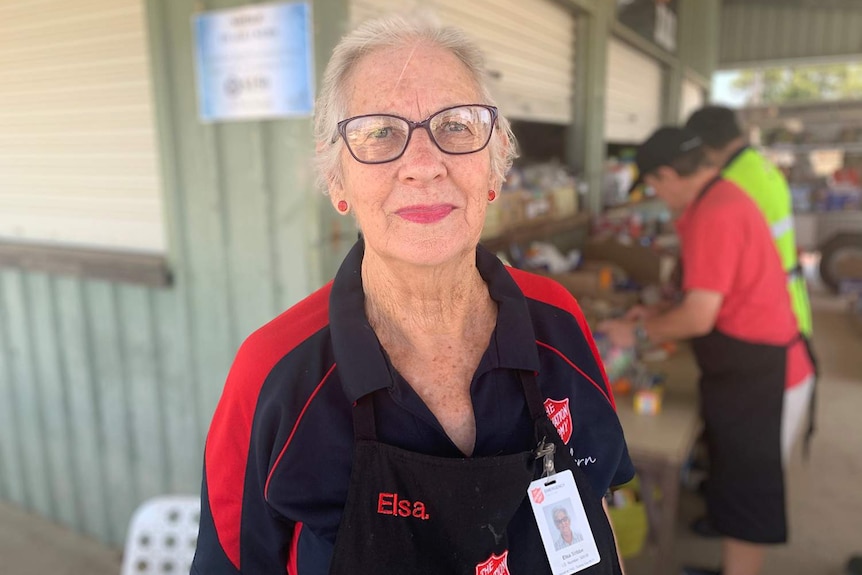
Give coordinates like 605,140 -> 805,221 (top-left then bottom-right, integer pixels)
536,270 -> 640,309
634,388 -> 663,415
582,239 -> 666,286
543,269 -> 603,295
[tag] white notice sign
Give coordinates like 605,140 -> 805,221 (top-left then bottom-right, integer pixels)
192,1 -> 314,122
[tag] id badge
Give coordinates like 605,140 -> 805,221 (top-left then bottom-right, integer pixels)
527,470 -> 601,574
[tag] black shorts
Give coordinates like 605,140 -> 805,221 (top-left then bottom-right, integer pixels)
700,373 -> 787,544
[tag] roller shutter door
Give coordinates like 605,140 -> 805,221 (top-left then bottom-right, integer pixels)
351,0 -> 575,124
680,78 -> 706,123
605,38 -> 663,144
0,0 -> 166,252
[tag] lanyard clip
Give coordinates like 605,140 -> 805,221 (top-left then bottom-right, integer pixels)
535,439 -> 556,478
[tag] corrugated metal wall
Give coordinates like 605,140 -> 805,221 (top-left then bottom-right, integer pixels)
720,2 -> 862,68
0,0 -> 352,547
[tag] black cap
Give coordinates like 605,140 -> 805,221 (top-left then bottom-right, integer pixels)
627,127 -> 703,195
685,105 -> 743,149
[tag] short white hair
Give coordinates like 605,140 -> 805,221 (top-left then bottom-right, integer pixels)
313,12 -> 518,193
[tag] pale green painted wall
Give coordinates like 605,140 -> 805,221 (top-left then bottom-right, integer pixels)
679,0 -> 720,82
0,0 -> 352,547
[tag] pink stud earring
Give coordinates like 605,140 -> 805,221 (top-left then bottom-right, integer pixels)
337,200 -> 348,213
488,190 -> 497,202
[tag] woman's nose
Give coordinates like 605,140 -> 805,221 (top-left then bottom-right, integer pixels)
397,128 -> 446,183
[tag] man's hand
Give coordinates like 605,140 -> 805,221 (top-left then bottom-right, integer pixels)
597,319 -> 637,349
623,305 -> 654,322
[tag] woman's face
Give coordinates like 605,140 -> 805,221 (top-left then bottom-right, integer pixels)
329,43 -> 497,269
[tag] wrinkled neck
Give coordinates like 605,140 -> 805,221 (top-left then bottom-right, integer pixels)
361,248 -> 494,344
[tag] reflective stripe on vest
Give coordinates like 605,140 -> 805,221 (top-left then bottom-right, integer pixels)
771,215 -> 794,240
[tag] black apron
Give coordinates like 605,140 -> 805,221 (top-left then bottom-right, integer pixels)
691,330 -> 789,544
328,371 -> 622,575
687,176 -> 792,543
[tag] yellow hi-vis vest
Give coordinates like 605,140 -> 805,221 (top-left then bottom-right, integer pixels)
723,147 -> 813,336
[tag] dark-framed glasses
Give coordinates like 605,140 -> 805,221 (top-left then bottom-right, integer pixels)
333,104 -> 498,165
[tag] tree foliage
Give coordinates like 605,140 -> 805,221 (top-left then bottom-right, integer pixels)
732,64 -> 862,104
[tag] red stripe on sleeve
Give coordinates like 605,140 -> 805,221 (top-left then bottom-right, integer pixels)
287,522 -> 303,575
204,283 -> 332,570
536,340 -> 614,408
265,364 -> 337,499
570,310 -> 616,410
508,268 -> 617,410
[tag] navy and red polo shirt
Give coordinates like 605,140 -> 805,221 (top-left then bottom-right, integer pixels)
192,240 -> 634,575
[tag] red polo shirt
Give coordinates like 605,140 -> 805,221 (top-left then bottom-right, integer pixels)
675,178 -> 812,388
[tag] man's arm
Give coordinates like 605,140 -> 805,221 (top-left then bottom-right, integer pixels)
643,289 -> 723,343
598,289 -> 723,348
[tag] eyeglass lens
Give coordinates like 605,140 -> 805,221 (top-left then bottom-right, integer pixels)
342,105 -> 494,164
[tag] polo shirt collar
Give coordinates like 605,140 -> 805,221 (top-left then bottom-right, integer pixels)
722,144 -> 750,170
329,239 -> 540,403
476,244 -> 541,373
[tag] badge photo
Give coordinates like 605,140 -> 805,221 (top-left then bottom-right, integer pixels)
545,499 -> 585,552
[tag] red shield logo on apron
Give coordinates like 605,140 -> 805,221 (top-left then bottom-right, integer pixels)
543,398 -> 573,444
475,550 -> 510,575
530,487 -> 545,504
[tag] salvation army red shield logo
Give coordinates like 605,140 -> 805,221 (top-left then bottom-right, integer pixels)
475,550 -> 510,575
544,398 -> 573,444
530,487 -> 545,504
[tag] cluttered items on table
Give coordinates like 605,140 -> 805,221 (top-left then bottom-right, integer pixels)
513,232 -> 681,415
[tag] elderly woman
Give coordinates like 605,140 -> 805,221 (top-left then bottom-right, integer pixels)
192,14 -> 633,575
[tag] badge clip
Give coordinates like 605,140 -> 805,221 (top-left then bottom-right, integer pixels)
535,439 -> 556,479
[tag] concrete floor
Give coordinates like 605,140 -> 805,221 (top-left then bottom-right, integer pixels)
0,499 -> 121,575
0,291 -> 859,575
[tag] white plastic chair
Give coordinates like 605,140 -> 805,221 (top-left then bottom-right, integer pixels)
120,495 -> 201,575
